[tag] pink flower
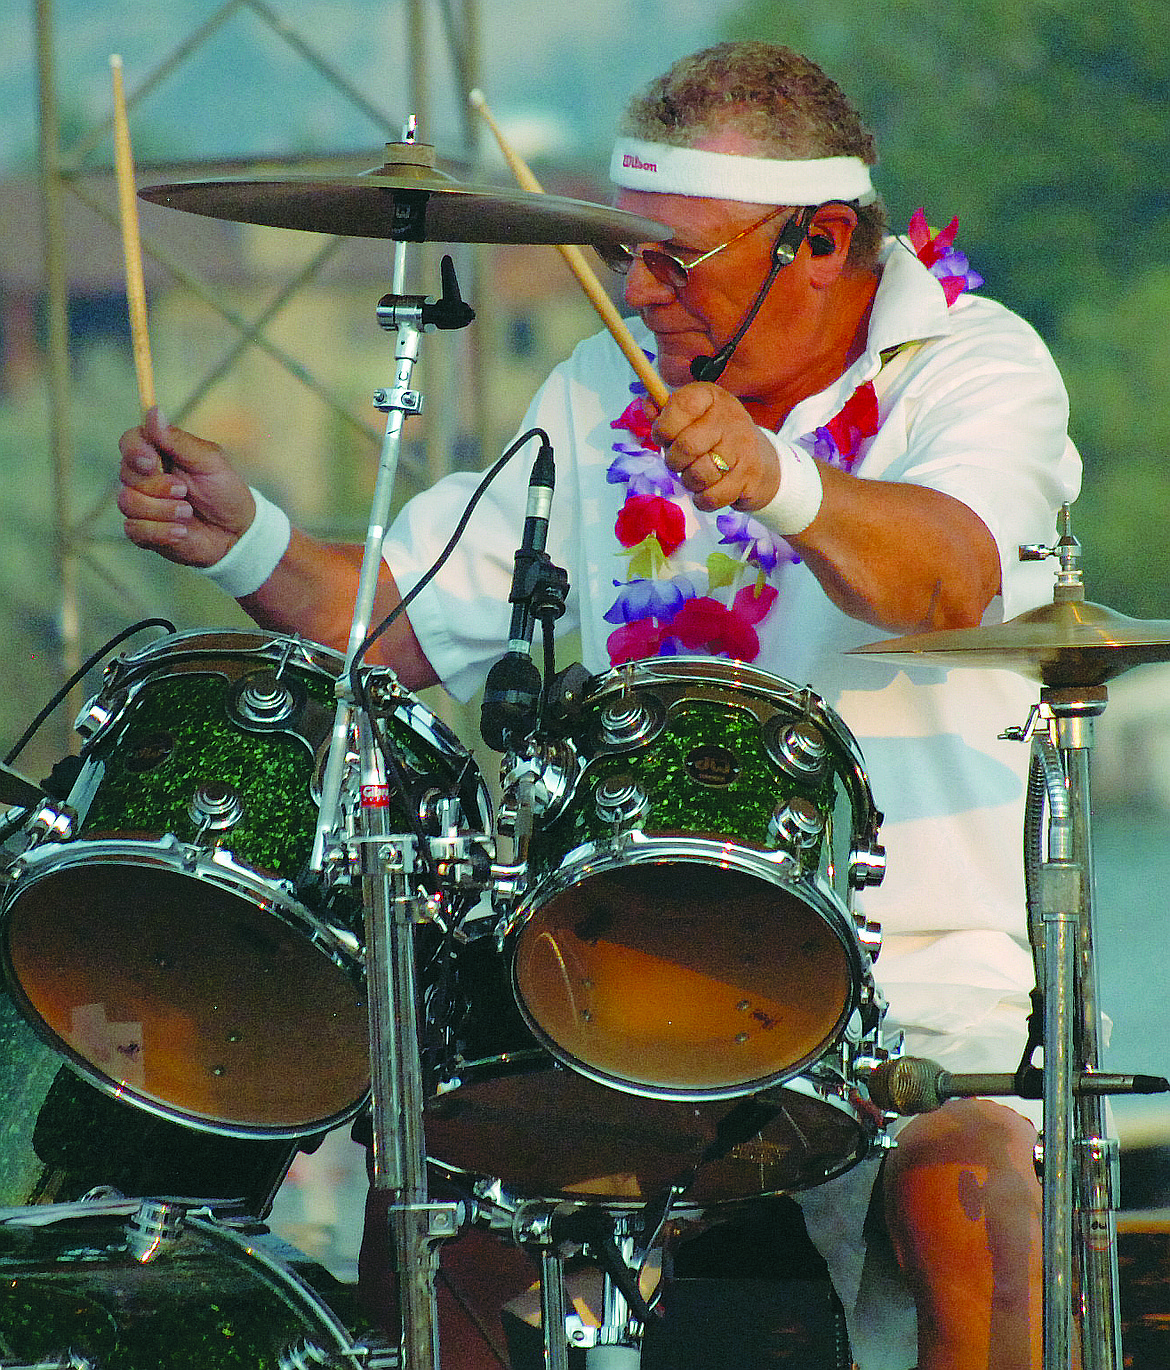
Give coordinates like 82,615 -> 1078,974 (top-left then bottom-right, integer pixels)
908,208 -> 958,268
607,618 -> 667,664
669,597 -> 761,661
824,381 -> 879,467
732,582 -> 778,625
907,208 -> 982,303
615,494 -> 686,557
610,398 -> 658,449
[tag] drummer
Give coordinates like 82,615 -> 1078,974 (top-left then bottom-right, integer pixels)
118,40 -> 1079,1370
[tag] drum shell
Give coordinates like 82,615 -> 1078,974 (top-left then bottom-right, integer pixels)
0,1203 -> 364,1368
1,630 -> 489,1141
423,937 -> 883,1207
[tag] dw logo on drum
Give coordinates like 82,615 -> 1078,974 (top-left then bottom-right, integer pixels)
685,744 -> 740,787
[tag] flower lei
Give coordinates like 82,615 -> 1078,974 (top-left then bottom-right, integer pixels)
603,210 -> 983,666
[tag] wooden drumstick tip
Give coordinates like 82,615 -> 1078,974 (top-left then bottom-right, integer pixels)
467,88 -> 486,110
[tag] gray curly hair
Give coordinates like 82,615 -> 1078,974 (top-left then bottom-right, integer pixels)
621,42 -> 887,269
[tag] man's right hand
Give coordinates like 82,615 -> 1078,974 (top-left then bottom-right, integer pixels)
117,407 -> 257,568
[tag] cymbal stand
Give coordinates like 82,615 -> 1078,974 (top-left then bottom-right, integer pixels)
1014,521 -> 1122,1370
308,171 -> 476,1369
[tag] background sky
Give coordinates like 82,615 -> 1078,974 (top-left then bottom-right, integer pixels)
5,0 -> 740,177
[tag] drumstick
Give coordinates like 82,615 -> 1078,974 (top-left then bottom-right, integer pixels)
469,88 -> 670,411
110,54 -> 156,414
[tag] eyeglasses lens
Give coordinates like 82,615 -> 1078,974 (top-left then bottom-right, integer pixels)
598,244 -> 688,289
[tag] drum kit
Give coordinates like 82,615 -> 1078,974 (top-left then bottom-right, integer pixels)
0,128 -> 1166,1370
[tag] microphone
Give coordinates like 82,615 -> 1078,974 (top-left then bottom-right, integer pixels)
480,441 -> 556,751
690,207 -> 815,383
865,1057 -> 1169,1116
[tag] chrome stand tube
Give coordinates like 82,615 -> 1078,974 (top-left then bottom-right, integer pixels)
312,235 -> 421,874
359,712 -> 454,1370
540,1248 -> 571,1370
1036,688 -> 1121,1370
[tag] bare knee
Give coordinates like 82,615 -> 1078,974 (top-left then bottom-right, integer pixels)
880,1101 -> 1042,1367
882,1099 -> 1040,1278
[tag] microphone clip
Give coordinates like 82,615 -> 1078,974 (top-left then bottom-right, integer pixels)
509,548 -> 569,623
480,552 -> 570,753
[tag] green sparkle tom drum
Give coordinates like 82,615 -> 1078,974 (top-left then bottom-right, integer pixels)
0,630 -> 488,1142
501,657 -> 886,1101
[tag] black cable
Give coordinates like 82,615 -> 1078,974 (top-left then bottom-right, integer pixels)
4,617 -> 177,766
356,427 -> 552,668
346,429 -> 551,895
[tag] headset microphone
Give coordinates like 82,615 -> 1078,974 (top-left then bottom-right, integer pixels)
689,207 -> 817,384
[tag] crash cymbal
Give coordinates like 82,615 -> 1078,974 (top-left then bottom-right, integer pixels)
849,598 -> 1170,687
139,139 -> 670,246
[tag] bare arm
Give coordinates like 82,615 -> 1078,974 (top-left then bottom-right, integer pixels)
117,409 -> 439,688
651,382 -> 1000,634
239,530 -> 439,688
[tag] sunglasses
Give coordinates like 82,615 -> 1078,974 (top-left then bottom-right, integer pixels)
596,205 -> 790,289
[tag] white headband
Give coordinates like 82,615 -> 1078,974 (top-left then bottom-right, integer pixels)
609,137 -> 876,206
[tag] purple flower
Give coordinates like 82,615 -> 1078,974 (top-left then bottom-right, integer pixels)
607,447 -> 682,496
715,511 -> 796,573
798,428 -> 842,464
932,247 -> 983,294
603,574 -> 698,625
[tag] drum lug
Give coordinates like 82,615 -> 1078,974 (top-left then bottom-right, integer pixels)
854,914 -> 883,960
768,795 -> 824,853
849,841 -> 887,889
230,668 -> 301,726
598,692 -> 664,748
767,718 -> 829,783
126,1197 -> 187,1263
188,783 -> 246,834
74,685 -> 128,741
21,795 -> 77,845
594,774 -> 650,827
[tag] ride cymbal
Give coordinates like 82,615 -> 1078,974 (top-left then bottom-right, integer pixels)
849,598 -> 1170,687
139,139 -> 670,246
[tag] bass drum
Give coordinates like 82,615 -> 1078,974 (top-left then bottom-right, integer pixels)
0,1199 -> 381,1370
1,630 -> 490,1141
423,937 -> 885,1207
0,972 -> 299,1216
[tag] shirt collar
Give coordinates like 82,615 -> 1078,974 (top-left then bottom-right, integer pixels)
863,236 -> 956,361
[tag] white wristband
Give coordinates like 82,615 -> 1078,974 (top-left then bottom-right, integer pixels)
751,431 -> 825,536
197,487 -> 291,598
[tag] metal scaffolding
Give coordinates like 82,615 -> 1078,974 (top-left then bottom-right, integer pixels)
32,0 -> 483,754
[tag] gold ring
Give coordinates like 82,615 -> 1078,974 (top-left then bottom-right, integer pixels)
709,452 -> 730,473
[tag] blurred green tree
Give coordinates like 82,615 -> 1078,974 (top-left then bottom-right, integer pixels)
724,0 -> 1170,614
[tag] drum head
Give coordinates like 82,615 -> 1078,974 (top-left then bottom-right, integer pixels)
4,861 -> 369,1137
514,860 -> 853,1098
